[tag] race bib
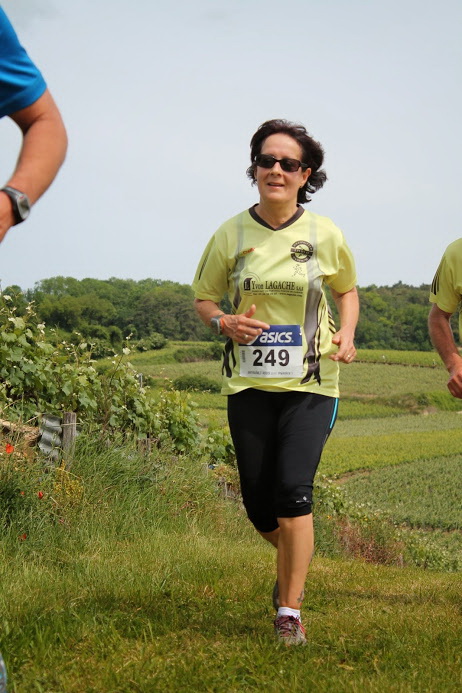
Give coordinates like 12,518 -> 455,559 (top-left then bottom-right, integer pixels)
239,325 -> 304,378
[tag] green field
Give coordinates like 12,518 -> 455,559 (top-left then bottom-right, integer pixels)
134,345 -> 462,569
333,411 -> 462,436
2,346 -> 462,691
340,454 -> 462,530
125,348 -> 461,430
338,362 -> 449,396
321,429 -> 462,476
355,348 -> 443,367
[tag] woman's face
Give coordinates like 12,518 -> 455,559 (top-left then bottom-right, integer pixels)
255,133 -> 311,207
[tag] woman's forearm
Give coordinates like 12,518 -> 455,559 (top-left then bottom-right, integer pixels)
332,286 -> 359,333
329,286 -> 359,362
193,299 -> 224,327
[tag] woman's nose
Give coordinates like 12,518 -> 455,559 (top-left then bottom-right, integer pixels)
269,161 -> 282,173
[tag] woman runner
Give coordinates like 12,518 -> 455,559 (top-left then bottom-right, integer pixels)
192,119 -> 359,645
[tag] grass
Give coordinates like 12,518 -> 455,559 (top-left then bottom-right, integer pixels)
332,411 -> 462,437
134,359 -> 449,398
341,454 -> 462,530
2,553 -> 462,692
1,437 -> 462,692
338,362 -> 449,396
355,349 -> 444,367
401,525 -> 462,560
336,399 -> 407,419
321,428 -> 462,477
140,358 -> 458,430
3,346 -> 462,691
142,360 -> 222,385
98,341 -> 219,370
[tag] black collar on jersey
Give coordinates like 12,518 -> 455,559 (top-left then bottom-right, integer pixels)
249,204 -> 305,231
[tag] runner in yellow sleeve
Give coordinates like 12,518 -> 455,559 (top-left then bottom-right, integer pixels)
429,239 -> 462,398
193,119 -> 359,645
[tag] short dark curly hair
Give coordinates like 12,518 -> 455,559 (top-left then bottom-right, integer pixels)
246,119 -> 327,204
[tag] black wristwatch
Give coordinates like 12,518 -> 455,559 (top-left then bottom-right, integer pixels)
1,186 -> 31,225
210,314 -> 225,335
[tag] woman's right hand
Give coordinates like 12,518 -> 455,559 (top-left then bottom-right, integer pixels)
222,304 -> 270,344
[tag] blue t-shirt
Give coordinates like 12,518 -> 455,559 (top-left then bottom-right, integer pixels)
0,7 -> 46,117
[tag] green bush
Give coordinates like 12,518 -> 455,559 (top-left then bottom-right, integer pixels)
202,426 -> 236,466
151,390 -> 200,453
173,374 -> 220,393
313,476 -> 462,571
0,293 -> 156,434
173,343 -> 222,363
135,333 -> 167,352
417,390 -> 462,411
81,336 -> 114,359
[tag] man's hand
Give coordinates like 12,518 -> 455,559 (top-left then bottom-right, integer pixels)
428,303 -> 462,398
447,358 -> 462,399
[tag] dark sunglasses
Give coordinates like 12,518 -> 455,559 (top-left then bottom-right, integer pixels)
255,154 -> 309,173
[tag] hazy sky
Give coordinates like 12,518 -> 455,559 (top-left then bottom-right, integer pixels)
1,0 -> 461,291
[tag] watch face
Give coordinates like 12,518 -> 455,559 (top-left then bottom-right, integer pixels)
1,186 -> 30,224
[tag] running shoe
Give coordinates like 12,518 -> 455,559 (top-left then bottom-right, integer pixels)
274,615 -> 307,646
272,580 -> 279,610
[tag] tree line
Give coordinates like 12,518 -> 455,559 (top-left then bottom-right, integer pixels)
2,277 -> 454,354
3,277 -> 211,356
348,282 -> 453,351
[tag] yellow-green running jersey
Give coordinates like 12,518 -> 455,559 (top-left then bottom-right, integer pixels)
192,206 -> 357,397
430,238 -> 462,338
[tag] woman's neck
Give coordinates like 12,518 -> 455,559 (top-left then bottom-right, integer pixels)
254,201 -> 299,229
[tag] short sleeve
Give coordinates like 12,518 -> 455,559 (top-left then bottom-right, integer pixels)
0,8 -> 47,117
192,231 -> 230,304
325,231 -> 357,293
429,242 -> 462,314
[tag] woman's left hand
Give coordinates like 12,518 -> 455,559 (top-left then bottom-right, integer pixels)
329,328 -> 357,363
329,287 -> 359,364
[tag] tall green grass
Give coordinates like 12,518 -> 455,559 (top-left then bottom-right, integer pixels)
1,437 -> 462,692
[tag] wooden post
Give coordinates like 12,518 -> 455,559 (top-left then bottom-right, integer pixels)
62,412 -> 77,461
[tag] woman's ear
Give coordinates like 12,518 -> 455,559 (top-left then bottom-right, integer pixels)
301,167 -> 311,187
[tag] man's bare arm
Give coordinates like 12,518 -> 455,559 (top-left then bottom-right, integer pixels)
0,88 -> 67,241
428,303 -> 462,398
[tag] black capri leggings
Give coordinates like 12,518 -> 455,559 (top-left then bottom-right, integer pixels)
227,389 -> 338,533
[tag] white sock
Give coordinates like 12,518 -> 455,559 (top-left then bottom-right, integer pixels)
277,607 -> 301,621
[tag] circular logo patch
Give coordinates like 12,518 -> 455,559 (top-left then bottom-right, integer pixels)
290,240 -> 313,263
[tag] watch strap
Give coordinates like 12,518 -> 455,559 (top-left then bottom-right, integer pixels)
210,314 -> 225,335
1,186 -> 30,225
